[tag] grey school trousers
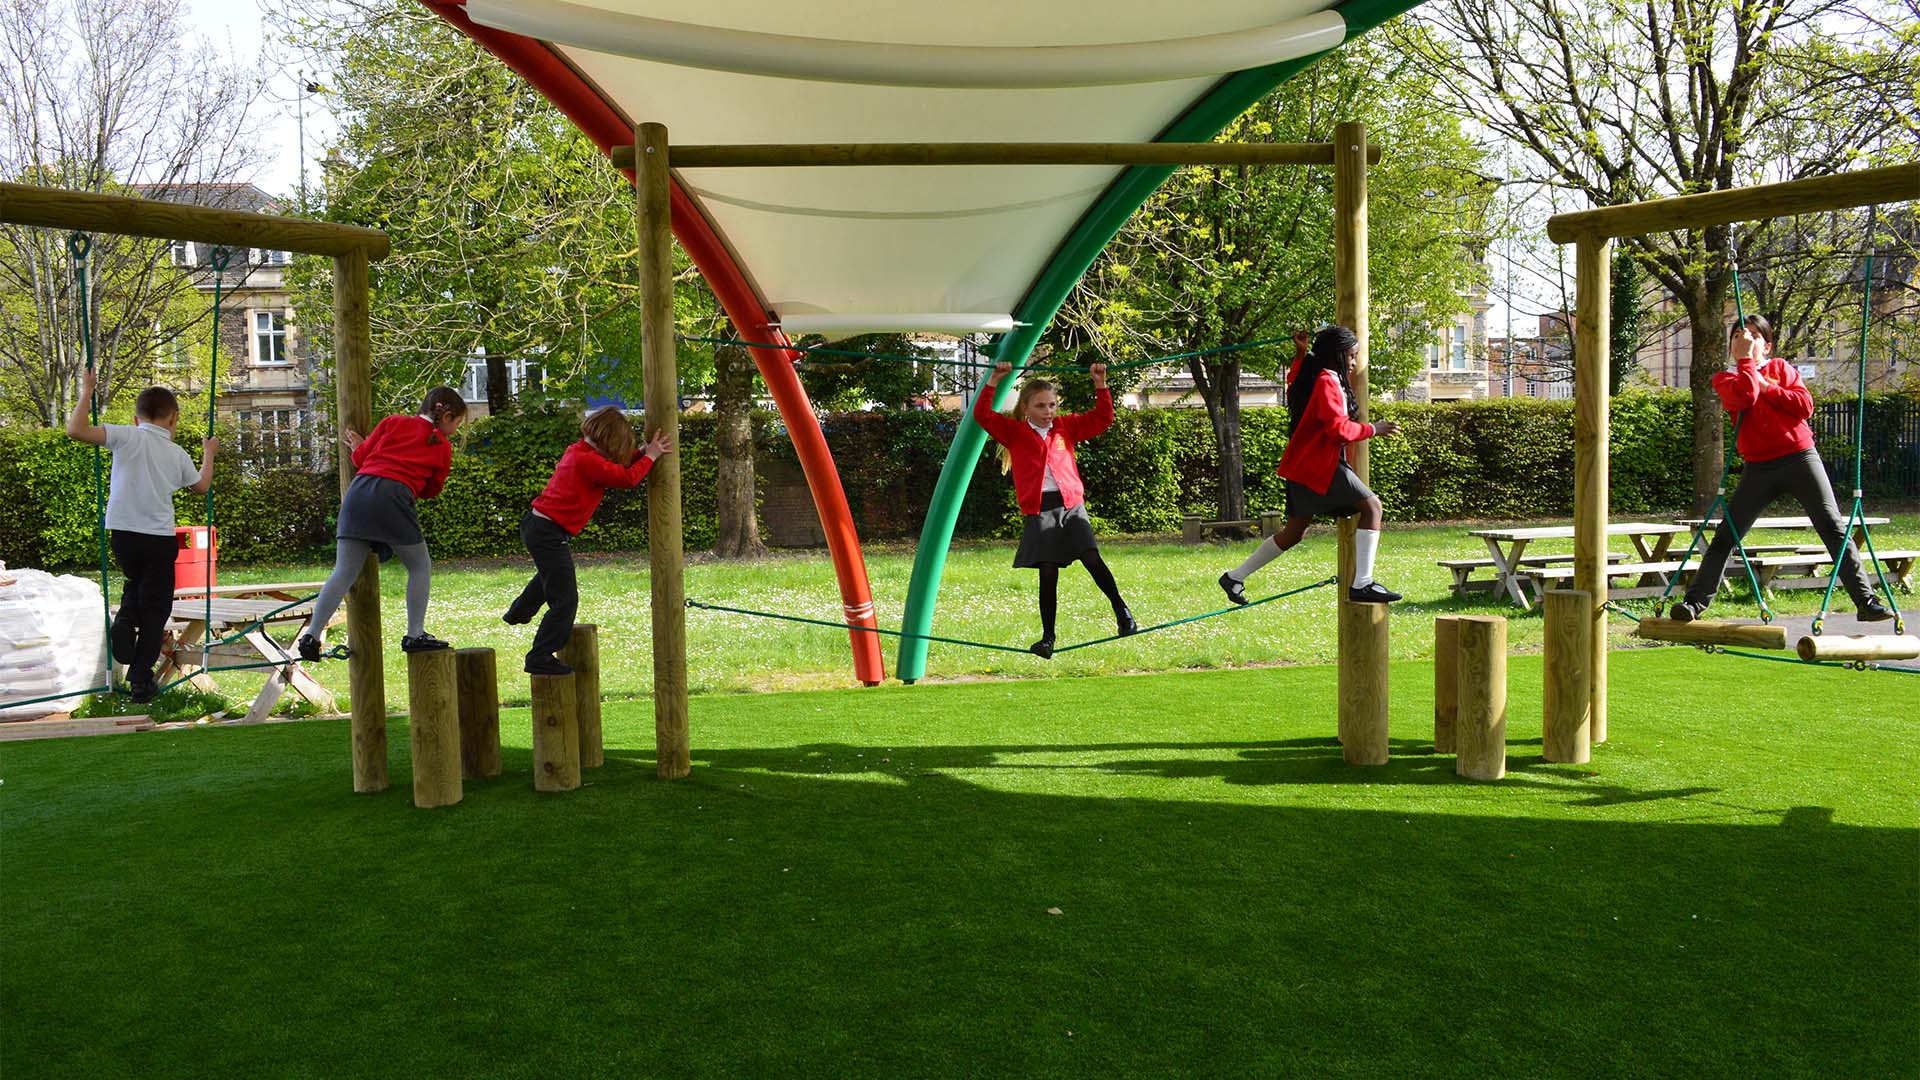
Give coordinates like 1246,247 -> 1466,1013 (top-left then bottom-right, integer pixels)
1683,448 -> 1877,609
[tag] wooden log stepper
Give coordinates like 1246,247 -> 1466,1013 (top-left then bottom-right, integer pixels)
406,649 -> 462,808
531,672 -> 581,793
1433,616 -> 1460,754
454,647 -> 501,780
1541,590 -> 1592,765
559,624 -> 603,769
1454,615 -> 1507,782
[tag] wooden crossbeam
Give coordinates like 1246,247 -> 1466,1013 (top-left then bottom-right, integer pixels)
609,141 -> 1382,170
0,182 -> 390,259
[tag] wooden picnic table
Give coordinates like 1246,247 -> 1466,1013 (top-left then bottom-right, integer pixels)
158,582 -> 339,722
1467,523 -> 1691,609
1673,515 -> 1888,545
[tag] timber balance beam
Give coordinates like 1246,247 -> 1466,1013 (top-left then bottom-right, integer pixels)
1796,634 -> 1920,663
1635,618 -> 1789,651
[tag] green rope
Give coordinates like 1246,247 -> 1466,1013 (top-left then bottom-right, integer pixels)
200,246 -> 232,671
1051,576 -> 1336,653
67,232 -> 115,684
1814,205 -> 1904,636
676,333 -> 1296,374
687,575 -> 1336,660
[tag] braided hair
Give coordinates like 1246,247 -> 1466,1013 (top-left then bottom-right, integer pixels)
1286,325 -> 1359,435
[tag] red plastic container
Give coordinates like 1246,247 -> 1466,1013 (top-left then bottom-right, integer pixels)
174,525 -> 217,591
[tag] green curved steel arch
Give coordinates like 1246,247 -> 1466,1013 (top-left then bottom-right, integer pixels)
895,0 -> 1423,682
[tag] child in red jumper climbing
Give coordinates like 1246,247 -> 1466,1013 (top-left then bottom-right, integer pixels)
505,406 -> 672,675
1669,316 -> 1891,623
975,360 -> 1136,658
1218,324 -> 1403,605
299,386 -> 468,661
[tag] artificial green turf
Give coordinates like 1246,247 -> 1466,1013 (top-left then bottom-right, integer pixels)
4,648 -> 1915,1078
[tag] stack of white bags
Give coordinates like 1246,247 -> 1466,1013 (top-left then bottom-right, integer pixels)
0,565 -> 110,720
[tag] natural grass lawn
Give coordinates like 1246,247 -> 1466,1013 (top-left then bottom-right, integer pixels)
3,649 -> 1915,1078
189,514 -> 1919,706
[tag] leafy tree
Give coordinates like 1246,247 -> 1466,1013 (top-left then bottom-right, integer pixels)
0,0 -> 265,425
1051,26 -> 1491,522
1401,0 -> 1916,509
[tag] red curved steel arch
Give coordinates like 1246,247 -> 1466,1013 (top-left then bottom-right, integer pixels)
423,1 -> 886,684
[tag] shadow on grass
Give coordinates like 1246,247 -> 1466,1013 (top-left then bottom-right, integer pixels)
2,714 -> 1914,1080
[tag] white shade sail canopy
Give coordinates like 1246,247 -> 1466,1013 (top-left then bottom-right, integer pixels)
462,0 -> 1351,335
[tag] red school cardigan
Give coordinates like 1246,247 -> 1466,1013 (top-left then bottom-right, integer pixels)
352,415 -> 452,499
531,440 -> 656,535
972,386 -> 1115,515
1275,370 -> 1375,495
1712,355 -> 1815,463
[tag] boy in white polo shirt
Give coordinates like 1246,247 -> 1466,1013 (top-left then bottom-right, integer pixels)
65,370 -> 217,702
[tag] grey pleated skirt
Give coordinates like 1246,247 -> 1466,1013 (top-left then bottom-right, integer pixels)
1014,490 -> 1100,568
336,473 -> 423,560
1285,461 -> 1374,519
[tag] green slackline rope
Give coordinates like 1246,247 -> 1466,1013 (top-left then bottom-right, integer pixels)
687,575 -> 1336,661
1655,254 -> 1771,621
676,333 -> 1297,375
68,232 -> 114,694
1814,205 -> 1905,637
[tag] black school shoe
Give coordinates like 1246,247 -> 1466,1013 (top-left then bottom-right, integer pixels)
1347,582 -> 1402,604
296,634 -> 322,662
525,654 -> 573,676
400,633 -> 451,653
501,605 -> 535,626
1668,600 -> 1705,623
1858,599 -> 1895,622
1030,638 -> 1055,660
1116,606 -> 1140,636
1219,572 -> 1249,606
127,678 -> 158,705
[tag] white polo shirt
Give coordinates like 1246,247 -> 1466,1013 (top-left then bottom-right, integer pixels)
102,423 -> 199,537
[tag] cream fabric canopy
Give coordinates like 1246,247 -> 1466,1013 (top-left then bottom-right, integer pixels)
463,0 -> 1350,337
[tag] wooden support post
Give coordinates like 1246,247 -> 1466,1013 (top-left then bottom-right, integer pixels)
1454,616 -> 1508,781
560,624 -> 603,768
1542,590 -> 1592,765
334,248 -> 386,792
406,649 -> 461,809
1434,616 -> 1460,754
1573,235 -> 1611,744
637,121 -> 691,780
531,673 -> 580,793
454,647 -> 501,780
1333,120 -> 1388,765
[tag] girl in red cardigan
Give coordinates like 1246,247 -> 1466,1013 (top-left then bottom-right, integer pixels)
506,406 -> 672,675
299,386 -> 468,661
1218,325 -> 1403,605
1669,316 -> 1890,622
975,360 -> 1136,658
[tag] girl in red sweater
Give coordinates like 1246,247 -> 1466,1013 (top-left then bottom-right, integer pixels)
1218,324 -> 1403,605
974,360 -> 1135,658
299,386 -> 468,661
506,406 -> 672,675
1669,316 -> 1890,622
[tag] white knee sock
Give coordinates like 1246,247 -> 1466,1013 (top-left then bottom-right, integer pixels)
1230,537 -> 1285,582
1353,529 -> 1380,588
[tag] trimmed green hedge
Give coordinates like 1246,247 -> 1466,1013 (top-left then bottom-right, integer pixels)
4,392 -> 1909,570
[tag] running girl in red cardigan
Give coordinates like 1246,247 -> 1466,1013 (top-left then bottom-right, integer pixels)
505,406 -> 672,675
299,386 -> 468,660
1218,324 -> 1403,605
975,360 -> 1136,658
1669,316 -> 1890,623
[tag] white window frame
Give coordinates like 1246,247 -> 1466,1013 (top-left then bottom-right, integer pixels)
252,309 -> 291,366
1451,325 -> 1468,369
236,408 -> 316,470
170,240 -> 193,267
255,247 -> 288,267
460,355 -> 543,403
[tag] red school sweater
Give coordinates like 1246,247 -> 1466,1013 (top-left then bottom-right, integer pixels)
1275,370 -> 1376,495
530,440 -> 656,535
352,415 -> 452,499
972,387 -> 1115,514
1713,355 -> 1815,463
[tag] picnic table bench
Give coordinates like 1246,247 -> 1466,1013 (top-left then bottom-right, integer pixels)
1466,523 -> 1692,609
1520,549 -> 1917,601
1183,511 -> 1285,544
156,582 -> 341,723
1438,552 -> 1630,595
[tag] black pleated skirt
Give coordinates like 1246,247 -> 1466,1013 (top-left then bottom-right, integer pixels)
1013,490 -> 1100,568
335,473 -> 423,560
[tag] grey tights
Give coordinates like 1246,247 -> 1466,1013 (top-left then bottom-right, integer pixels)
308,539 -> 433,640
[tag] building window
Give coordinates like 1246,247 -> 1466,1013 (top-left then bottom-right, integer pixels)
170,240 -> 193,266
1452,325 -> 1468,369
460,356 -> 544,403
1428,338 -> 1443,370
256,248 -> 288,267
253,310 -> 289,365
235,408 -> 314,470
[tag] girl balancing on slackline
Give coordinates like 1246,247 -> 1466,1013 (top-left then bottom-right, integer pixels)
1218,324 -> 1404,605
973,360 -> 1138,659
